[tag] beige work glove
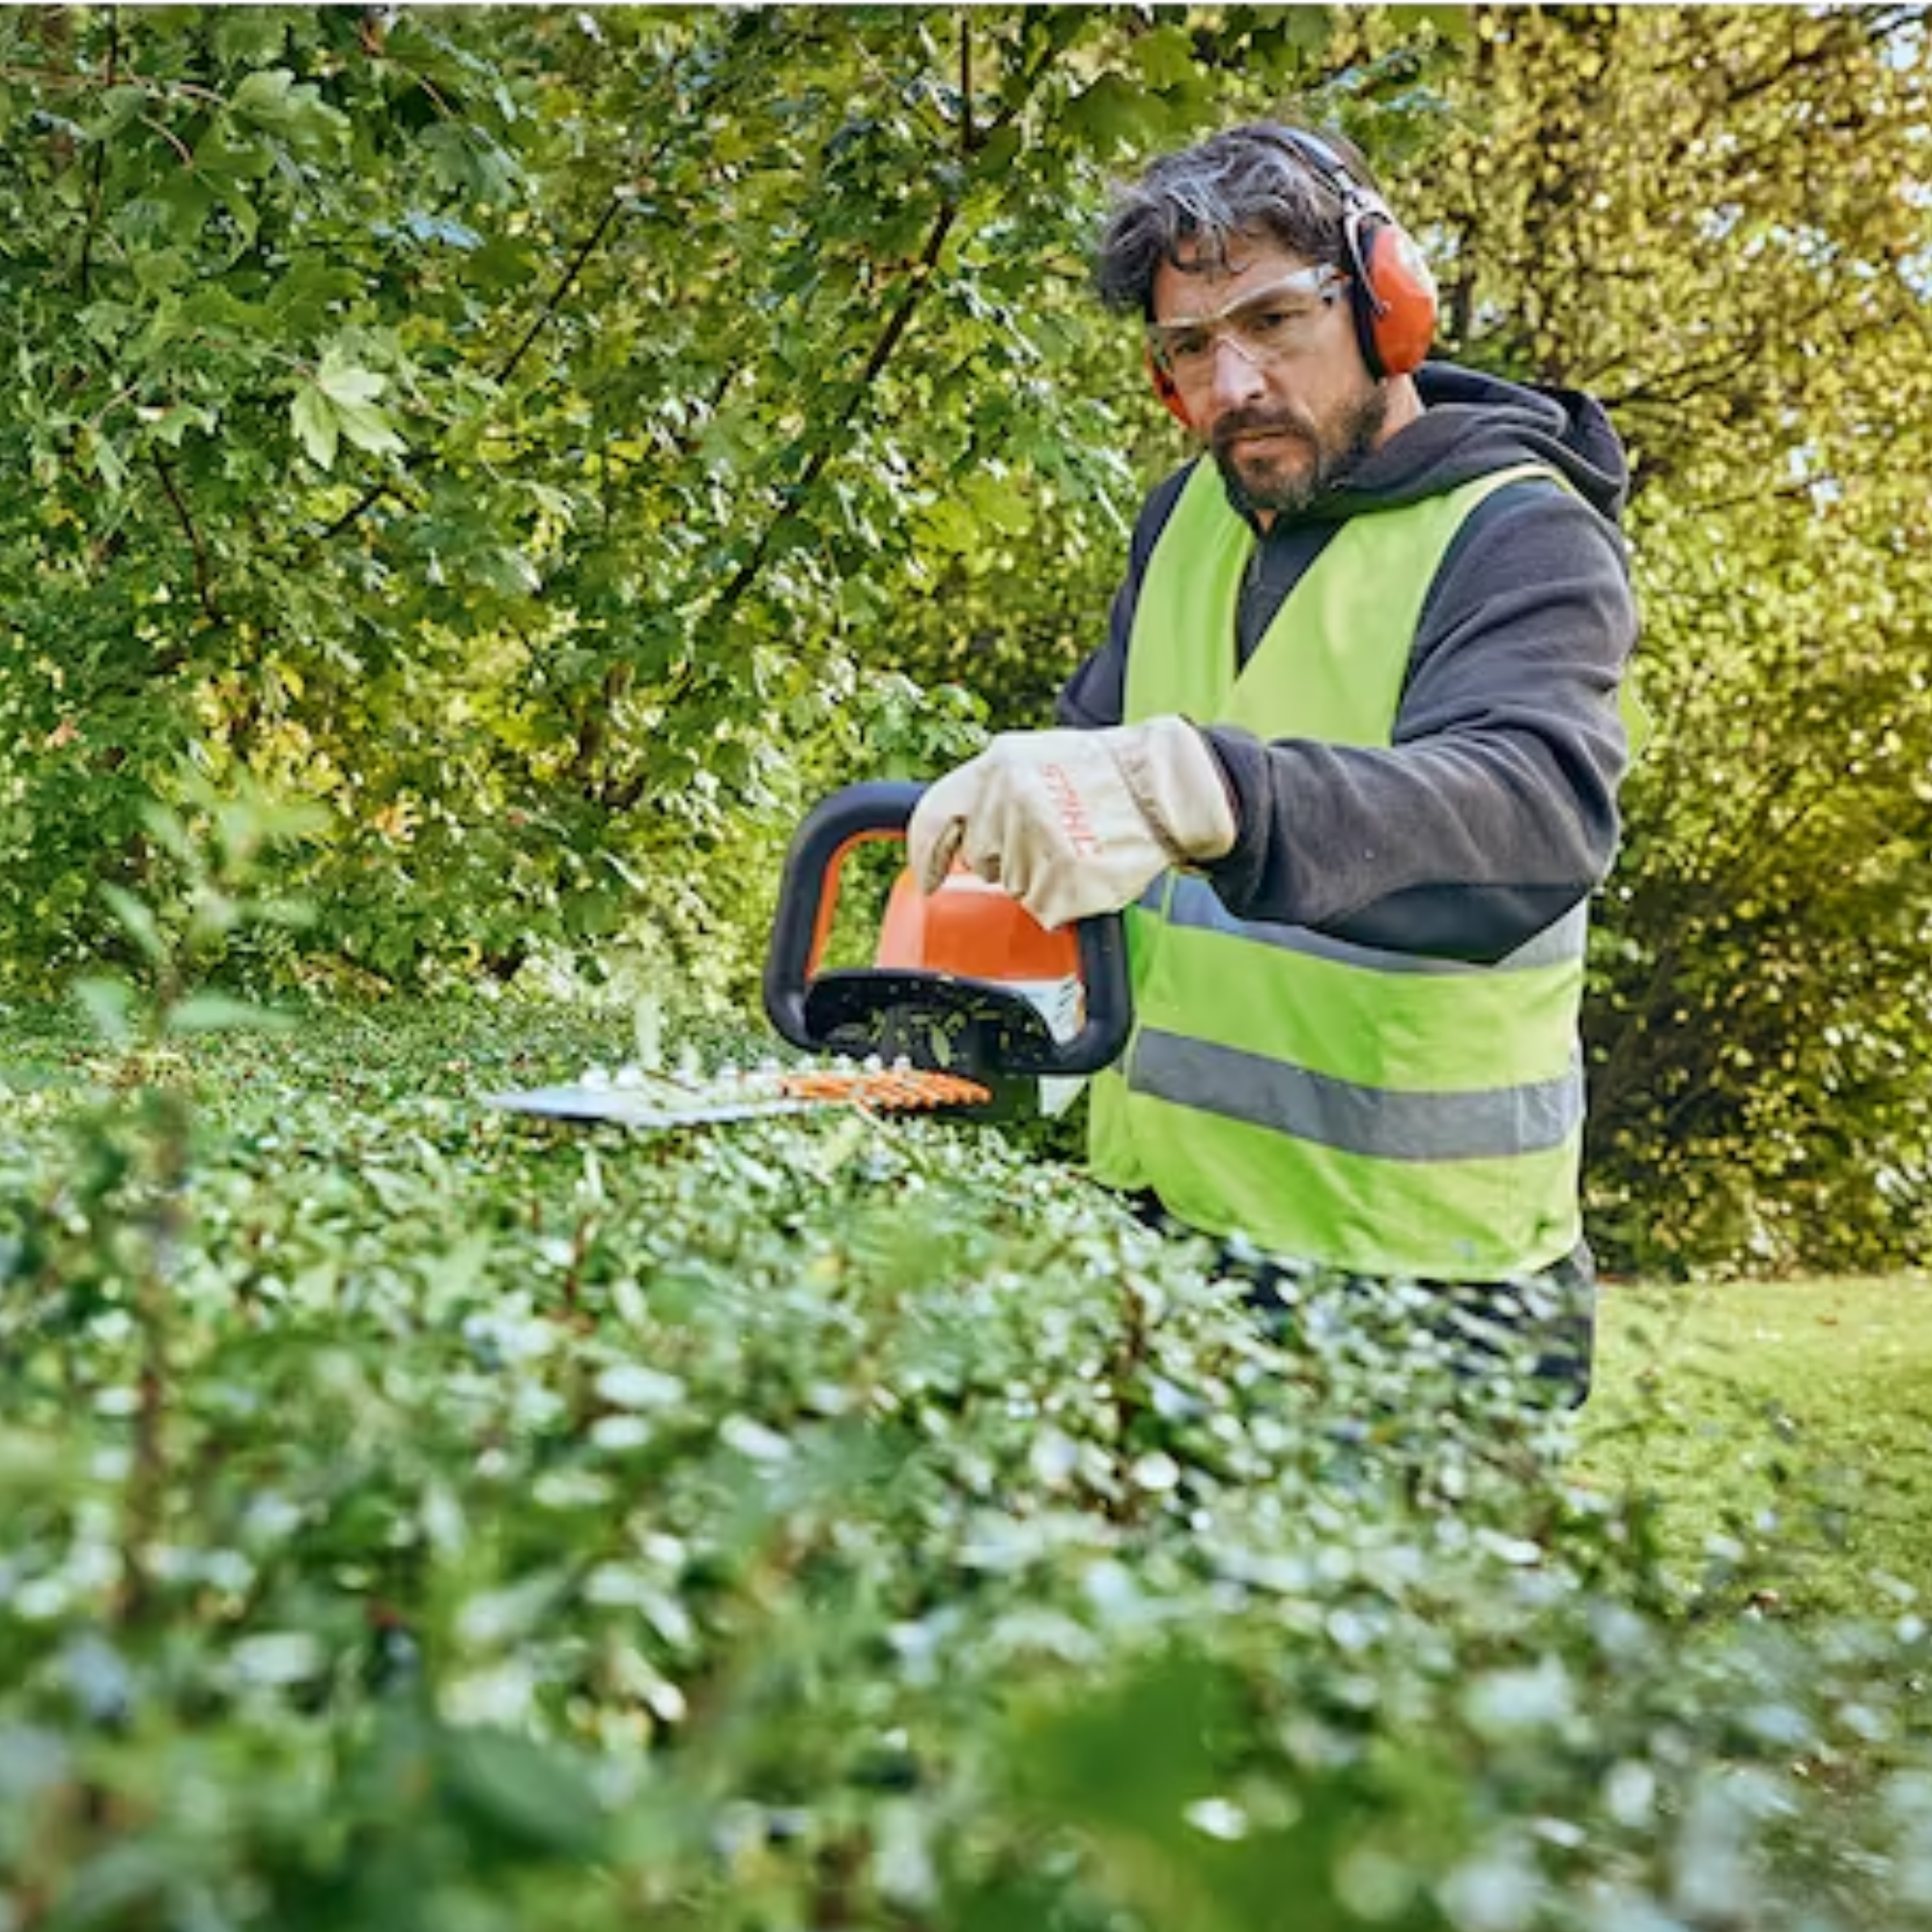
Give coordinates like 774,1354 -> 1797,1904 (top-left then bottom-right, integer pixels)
908,717 -> 1237,930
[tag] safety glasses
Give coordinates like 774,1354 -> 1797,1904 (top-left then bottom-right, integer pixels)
1147,266 -> 1350,384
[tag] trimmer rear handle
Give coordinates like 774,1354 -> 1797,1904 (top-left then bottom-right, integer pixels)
762,780 -> 1133,1077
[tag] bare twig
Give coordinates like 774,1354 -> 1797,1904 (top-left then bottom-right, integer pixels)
75,8 -> 119,298
493,190 -> 631,389
959,15 -> 974,152
139,112 -> 193,169
0,59 -> 226,108
152,451 -> 219,624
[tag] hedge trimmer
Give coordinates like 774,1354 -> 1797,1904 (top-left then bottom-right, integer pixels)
488,781 -> 1132,1131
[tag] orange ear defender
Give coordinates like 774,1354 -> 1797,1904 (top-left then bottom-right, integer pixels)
1264,125 -> 1437,382
1144,342 -> 1194,429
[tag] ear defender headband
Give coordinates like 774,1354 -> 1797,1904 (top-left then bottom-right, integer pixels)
1264,125 -> 1436,382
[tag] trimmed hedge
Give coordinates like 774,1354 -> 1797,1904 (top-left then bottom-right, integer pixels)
2,1001 -> 1928,1930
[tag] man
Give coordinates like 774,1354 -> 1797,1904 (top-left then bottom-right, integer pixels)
908,123 -> 1637,1400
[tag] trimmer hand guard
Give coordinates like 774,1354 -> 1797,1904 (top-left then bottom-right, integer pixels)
762,781 -> 1134,1097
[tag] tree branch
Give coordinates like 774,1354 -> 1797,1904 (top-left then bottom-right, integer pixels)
492,189 -> 632,390
152,450 -> 219,625
960,15 -> 974,153
1718,8 -> 1866,111
76,7 -> 119,298
1589,333 -> 1767,414
676,29 -> 1058,665
1675,477 -> 1830,520
696,194 -> 960,639
138,112 -> 194,169
0,57 -> 225,108
299,16 -> 778,564
309,185 -> 640,551
589,30 -> 1078,812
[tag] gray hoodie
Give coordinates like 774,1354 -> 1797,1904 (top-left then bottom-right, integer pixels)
1057,362 -> 1638,964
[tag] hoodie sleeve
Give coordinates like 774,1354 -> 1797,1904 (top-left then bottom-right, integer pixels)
1198,479 -> 1635,963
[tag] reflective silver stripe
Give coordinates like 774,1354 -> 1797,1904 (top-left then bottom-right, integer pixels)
1157,875 -> 1587,976
1129,1028 -> 1584,1163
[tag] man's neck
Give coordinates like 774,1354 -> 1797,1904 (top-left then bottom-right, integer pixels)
1378,375 -> 1425,443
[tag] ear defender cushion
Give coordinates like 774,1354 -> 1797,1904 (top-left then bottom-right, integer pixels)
1354,216 -> 1438,380
1145,343 -> 1195,428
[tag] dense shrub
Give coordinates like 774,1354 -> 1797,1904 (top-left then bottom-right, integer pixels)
2,1000 -> 1927,1929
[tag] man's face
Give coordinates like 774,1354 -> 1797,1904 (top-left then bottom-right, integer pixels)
1150,236 -> 1389,520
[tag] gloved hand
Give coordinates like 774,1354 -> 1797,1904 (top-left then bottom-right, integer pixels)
908,717 -> 1237,930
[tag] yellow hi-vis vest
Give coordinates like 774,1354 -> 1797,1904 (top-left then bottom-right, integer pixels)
1088,459 -> 1592,1282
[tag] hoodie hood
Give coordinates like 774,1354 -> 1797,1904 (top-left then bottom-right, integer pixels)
1297,360 -> 1630,528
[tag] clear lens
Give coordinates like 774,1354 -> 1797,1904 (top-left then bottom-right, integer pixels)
1150,269 -> 1345,382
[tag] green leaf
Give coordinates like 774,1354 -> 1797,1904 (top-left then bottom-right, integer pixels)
231,70 -> 298,123
419,122 -> 523,202
131,249 -> 191,297
439,1728 -> 609,1859
213,12 -> 291,63
146,403 -> 213,449
225,66 -> 348,157
266,261 -> 365,327
81,430 -> 128,496
166,993 -> 296,1037
85,84 -> 148,143
137,805 -> 197,866
305,351 -> 407,459
316,356 -> 389,410
72,975 -> 137,1048
472,548 -> 541,596
99,886 -> 166,966
1284,6 -> 1336,51
292,385 -> 339,469
1062,72 -> 1155,150
335,399 -> 407,459
1411,5 -> 1473,41
1130,25 -> 1198,90
977,124 -> 1022,177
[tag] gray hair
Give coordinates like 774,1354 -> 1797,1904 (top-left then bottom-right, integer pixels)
1094,122 -> 1381,317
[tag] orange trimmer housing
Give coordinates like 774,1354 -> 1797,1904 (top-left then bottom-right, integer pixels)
873,867 -> 1081,981
764,781 -> 1132,1119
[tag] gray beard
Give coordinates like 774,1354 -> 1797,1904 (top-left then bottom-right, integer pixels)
1214,384 -> 1391,520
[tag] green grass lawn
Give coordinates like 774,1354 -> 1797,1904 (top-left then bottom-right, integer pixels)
1581,1276 -> 1932,1622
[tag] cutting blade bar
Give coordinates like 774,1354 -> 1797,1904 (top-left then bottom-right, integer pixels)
488,1065 -> 991,1131
487,1084 -> 825,1128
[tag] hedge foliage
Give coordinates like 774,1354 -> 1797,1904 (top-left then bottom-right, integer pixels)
3,995 -> 1929,1929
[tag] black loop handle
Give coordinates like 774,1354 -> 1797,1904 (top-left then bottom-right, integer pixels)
762,780 -> 1132,1077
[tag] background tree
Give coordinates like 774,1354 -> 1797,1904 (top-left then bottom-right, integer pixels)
1,6 -> 1429,989
1397,4 -> 1932,1272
